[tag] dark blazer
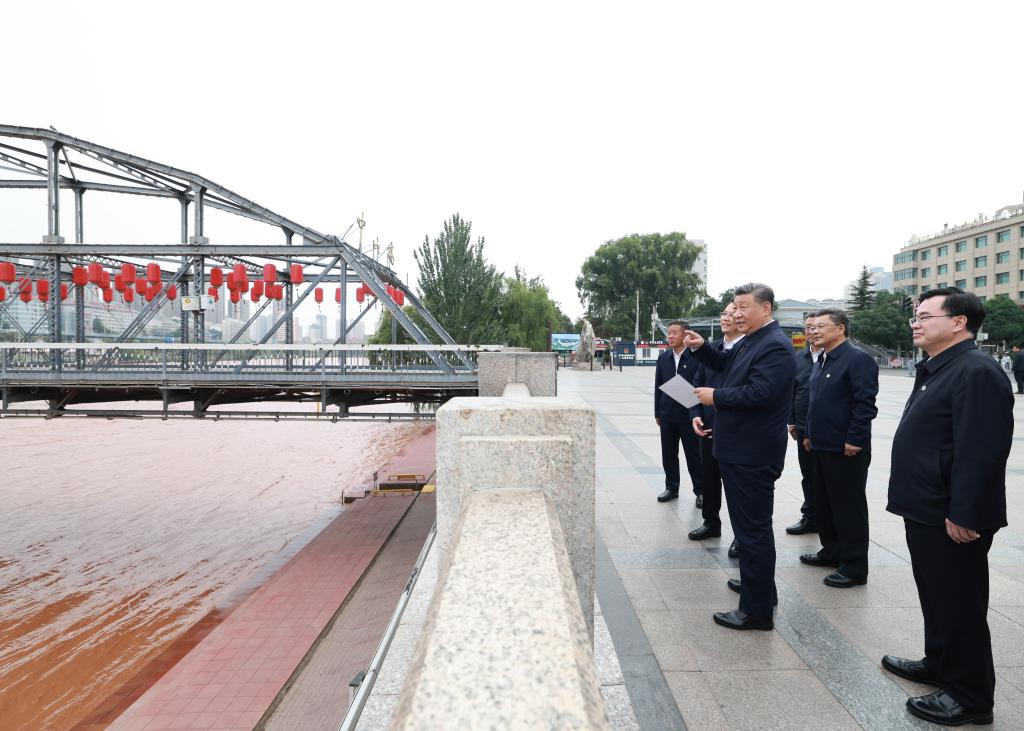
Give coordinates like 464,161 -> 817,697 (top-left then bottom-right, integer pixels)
1013,352 -> 1024,374
806,340 -> 879,452
691,320 -> 796,466
887,340 -> 1014,531
654,347 -> 701,423
789,348 -> 815,438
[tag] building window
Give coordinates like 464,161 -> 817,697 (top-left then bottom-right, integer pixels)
979,296 -> 987,302
1019,291 -> 1024,301
997,293 -> 1010,299
976,235 -> 987,248
894,251 -> 917,265
937,244 -> 949,257
975,276 -> 987,287
937,282 -> 948,288
937,263 -> 948,275
920,267 -> 931,278
955,241 -> 967,253
996,272 -> 1010,284
1020,269 -> 1024,281
997,229 -> 1011,243
975,255 -> 988,267
894,268 -> 918,281
920,249 -> 931,260
955,279 -> 967,289
955,260 -> 966,272
997,251 -> 1011,264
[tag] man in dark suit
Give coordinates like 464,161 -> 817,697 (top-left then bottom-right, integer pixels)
688,302 -> 743,544
882,287 -> 1013,727
1012,345 -> 1024,394
683,283 -> 796,630
799,308 -> 878,588
654,320 -> 703,504
785,313 -> 821,536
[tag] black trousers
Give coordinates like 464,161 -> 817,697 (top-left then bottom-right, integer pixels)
1015,374 -> 1024,393
720,461 -> 781,618
660,419 -> 703,495
811,449 -> 870,580
795,431 -> 816,523
906,519 -> 996,712
699,436 -> 722,527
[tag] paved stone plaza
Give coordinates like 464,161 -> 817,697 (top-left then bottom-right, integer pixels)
561,365 -> 1024,730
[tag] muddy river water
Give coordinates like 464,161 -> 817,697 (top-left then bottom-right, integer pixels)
0,414 -> 428,730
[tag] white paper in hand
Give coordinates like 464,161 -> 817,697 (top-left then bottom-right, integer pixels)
659,374 -> 700,408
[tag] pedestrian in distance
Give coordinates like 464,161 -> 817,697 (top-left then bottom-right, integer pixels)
682,283 -> 795,631
654,320 -> 704,504
785,312 -> 821,537
688,302 -> 744,555
799,309 -> 879,588
882,287 -> 1013,727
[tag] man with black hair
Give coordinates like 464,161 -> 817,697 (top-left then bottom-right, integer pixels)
799,308 -> 878,588
785,312 -> 821,536
882,287 -> 1013,727
654,320 -> 703,504
682,283 -> 795,631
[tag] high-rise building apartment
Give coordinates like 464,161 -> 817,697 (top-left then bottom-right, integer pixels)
892,201 -> 1024,303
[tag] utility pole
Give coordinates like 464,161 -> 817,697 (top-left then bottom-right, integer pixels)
356,213 -> 366,252
634,289 -> 640,343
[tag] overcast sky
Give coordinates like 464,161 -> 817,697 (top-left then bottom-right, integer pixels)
3,1 -> 1023,323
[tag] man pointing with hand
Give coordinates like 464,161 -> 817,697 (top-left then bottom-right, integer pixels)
682,283 -> 795,631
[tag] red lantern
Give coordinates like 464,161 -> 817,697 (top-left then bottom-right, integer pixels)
0,262 -> 15,284
100,270 -> 111,290
60,283 -> 69,301
124,288 -> 135,303
146,263 -> 160,282
233,264 -> 246,280
103,288 -> 114,304
355,288 -> 365,304
121,264 -> 136,284
36,279 -> 50,297
148,281 -> 162,298
209,267 -> 224,287
87,262 -> 103,284
251,280 -> 264,297
314,287 -> 324,304
226,272 -> 237,291
0,287 -> 5,302
166,284 -> 177,301
20,288 -> 31,303
250,287 -> 261,303
72,266 -> 88,287
114,274 -> 125,292
136,280 -> 147,296
207,286 -> 219,301
290,263 -> 303,285
263,264 -> 277,283
335,287 -> 341,304
238,275 -> 250,294
230,290 -> 240,304
396,289 -> 405,306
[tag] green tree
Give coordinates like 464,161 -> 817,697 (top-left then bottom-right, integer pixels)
499,269 -> 570,352
414,213 -> 503,344
687,288 -> 736,318
368,305 -> 431,346
982,296 -> 1024,347
850,291 -> 913,351
576,232 -> 705,338
849,266 -> 876,312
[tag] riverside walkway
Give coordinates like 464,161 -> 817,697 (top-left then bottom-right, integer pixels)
564,365 -> 1024,730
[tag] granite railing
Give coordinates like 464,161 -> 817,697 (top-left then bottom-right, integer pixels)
388,352 -> 610,729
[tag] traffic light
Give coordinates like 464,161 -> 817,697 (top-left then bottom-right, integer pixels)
900,295 -> 914,313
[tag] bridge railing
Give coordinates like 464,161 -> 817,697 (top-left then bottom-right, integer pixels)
0,343 -> 501,380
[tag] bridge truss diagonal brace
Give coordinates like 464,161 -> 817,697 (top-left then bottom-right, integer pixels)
336,241 -> 457,376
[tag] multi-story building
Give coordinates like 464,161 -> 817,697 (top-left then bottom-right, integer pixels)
892,202 -> 1024,303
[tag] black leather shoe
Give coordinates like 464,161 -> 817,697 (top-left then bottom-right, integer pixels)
785,517 -> 818,535
906,690 -> 993,726
726,578 -> 778,605
713,609 -> 773,631
728,539 -> 740,558
695,494 -> 704,509
799,553 -> 839,568
657,490 -> 679,503
823,572 -> 867,588
688,524 -> 721,540
881,655 -> 941,686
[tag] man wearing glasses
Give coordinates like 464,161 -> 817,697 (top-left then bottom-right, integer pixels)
799,309 -> 878,588
882,287 -> 1013,726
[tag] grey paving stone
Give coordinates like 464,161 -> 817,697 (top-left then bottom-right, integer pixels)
617,569 -> 668,611
601,685 -> 641,731
595,612 -> 625,686
609,547 -> 722,570
706,670 -> 862,730
647,568 -> 735,610
663,671 -> 730,731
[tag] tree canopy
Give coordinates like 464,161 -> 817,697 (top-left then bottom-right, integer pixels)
414,213 -> 504,344
982,296 -> 1024,347
850,290 -> 913,351
576,232 -> 705,338
688,288 -> 736,318
500,268 -> 573,352
849,266 -> 876,312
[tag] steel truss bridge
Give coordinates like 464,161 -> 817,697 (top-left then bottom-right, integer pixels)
0,125 -> 489,418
